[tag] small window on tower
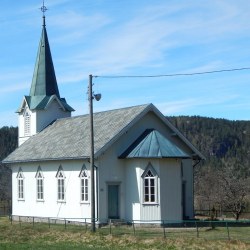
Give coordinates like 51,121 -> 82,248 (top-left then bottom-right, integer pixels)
24,110 -> 31,136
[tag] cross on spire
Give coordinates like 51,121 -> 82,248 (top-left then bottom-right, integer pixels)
40,0 -> 47,16
40,0 -> 48,27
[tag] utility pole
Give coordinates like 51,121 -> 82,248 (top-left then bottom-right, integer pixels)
88,74 -> 101,232
89,74 -> 95,232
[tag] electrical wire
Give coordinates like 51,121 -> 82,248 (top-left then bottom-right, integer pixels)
94,67 -> 250,78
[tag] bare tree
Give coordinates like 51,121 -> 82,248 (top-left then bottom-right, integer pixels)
217,168 -> 250,220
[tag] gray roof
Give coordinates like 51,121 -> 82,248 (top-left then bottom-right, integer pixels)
119,129 -> 190,159
4,104 -> 149,163
3,103 -> 204,164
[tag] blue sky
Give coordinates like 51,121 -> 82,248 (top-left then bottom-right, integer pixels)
1,0 -> 250,127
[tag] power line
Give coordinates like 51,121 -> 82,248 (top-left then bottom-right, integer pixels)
94,67 -> 250,78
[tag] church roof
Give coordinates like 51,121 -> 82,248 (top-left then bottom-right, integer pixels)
3,104 -> 204,163
30,16 -> 60,97
119,129 -> 190,159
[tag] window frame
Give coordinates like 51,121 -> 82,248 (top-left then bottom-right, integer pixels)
79,165 -> 89,203
17,168 -> 25,201
35,166 -> 44,201
141,163 -> 158,205
24,109 -> 31,136
56,166 -> 66,202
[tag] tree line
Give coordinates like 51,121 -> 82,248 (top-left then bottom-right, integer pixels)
168,116 -> 250,220
0,126 -> 18,201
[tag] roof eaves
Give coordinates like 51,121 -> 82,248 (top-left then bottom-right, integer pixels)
123,155 -> 191,159
16,96 -> 30,113
2,155 -> 89,164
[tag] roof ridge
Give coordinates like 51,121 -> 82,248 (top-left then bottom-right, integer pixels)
92,103 -> 150,115
55,103 -> 151,121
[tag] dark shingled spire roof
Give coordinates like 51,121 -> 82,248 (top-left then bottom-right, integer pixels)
16,16 -> 74,113
29,16 -> 60,97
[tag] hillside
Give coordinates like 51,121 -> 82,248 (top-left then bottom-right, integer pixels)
168,116 -> 250,175
0,127 -> 18,201
168,116 -> 250,215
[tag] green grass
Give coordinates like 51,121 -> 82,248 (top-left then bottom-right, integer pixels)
0,217 -> 250,249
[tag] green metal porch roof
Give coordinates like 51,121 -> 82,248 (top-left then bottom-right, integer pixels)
119,129 -> 190,159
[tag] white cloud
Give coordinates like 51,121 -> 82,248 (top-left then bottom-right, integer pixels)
157,93 -> 239,116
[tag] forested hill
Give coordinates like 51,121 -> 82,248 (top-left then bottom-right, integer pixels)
0,127 -> 18,160
168,116 -> 250,172
0,127 -> 18,200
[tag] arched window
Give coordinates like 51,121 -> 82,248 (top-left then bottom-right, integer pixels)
24,109 -> 31,136
56,166 -> 65,201
17,168 -> 24,200
35,166 -> 44,200
79,164 -> 89,202
141,163 -> 158,203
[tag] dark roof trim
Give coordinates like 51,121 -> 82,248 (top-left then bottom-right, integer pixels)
2,156 -> 89,164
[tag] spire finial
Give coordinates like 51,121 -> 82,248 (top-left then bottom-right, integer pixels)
40,0 -> 47,15
40,0 -> 47,26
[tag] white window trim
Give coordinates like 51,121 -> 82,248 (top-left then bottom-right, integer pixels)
56,166 -> 66,202
24,109 -> 31,136
35,167 -> 44,202
17,168 -> 25,201
141,163 -> 159,205
79,165 -> 90,204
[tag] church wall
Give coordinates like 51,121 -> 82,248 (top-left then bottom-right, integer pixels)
123,158 -> 182,222
124,159 -> 141,221
160,159 -> 182,221
97,150 -> 126,221
11,160 -> 92,221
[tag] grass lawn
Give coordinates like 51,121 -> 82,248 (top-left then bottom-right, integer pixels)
0,217 -> 249,249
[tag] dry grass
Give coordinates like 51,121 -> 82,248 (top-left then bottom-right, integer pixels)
0,217 -> 249,249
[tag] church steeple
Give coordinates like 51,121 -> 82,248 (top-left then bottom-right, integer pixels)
29,15 -> 60,97
17,4 -> 74,146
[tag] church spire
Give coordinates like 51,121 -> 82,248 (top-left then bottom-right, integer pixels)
17,1 -> 74,146
29,5 -> 60,97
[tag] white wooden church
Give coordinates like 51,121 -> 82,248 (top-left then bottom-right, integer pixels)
3,15 -> 204,223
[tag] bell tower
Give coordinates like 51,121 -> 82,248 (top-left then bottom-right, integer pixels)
17,4 -> 74,146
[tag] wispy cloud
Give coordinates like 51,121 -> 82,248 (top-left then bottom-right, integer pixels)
1,0 -> 250,127
52,0 -> 250,81
157,93 -> 239,116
